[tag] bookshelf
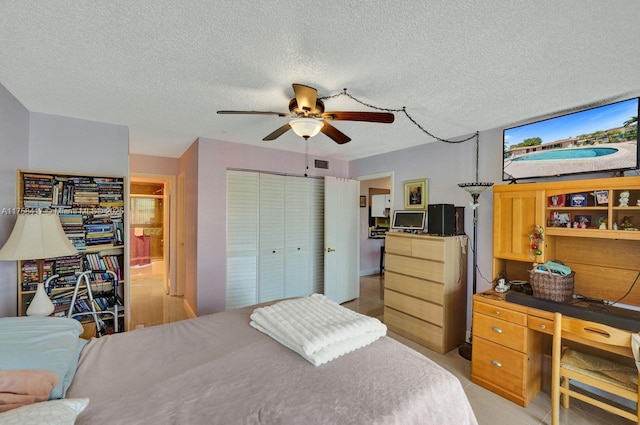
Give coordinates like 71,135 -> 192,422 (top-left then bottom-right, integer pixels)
17,170 -> 127,333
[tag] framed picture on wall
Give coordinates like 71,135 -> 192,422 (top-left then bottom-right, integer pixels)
403,179 -> 428,210
360,196 -> 366,208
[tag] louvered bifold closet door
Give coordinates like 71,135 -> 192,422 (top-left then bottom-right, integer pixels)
258,173 -> 285,303
226,171 -> 258,309
284,176 -> 310,297
308,178 -> 325,294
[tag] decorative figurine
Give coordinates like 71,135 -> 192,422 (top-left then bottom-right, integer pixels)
599,218 -> 607,230
619,190 -> 630,207
621,216 -> 634,229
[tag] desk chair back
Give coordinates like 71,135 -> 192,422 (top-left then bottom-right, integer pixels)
551,312 -> 640,424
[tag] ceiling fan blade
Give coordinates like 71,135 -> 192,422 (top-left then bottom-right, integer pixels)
321,122 -> 351,144
263,123 -> 292,141
292,84 -> 318,113
217,110 -> 288,116
322,111 -> 395,123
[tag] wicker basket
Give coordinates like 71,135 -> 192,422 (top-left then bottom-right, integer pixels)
528,266 -> 575,302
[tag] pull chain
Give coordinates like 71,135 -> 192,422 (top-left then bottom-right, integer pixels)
304,137 -> 309,177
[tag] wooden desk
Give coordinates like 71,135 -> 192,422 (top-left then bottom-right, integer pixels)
471,291 -> 635,407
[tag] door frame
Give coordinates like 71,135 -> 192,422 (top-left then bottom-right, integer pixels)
130,173 -> 178,295
356,171 -> 394,276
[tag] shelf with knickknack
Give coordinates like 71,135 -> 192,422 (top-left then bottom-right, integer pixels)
493,176 -> 640,302
16,170 -> 128,333
545,183 -> 640,240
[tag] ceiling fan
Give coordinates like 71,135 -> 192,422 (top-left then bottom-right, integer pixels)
217,84 -> 394,144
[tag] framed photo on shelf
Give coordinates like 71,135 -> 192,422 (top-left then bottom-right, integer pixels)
548,194 -> 566,207
569,193 -> 588,207
594,190 -> 609,205
550,211 -> 571,227
360,196 -> 366,208
403,179 -> 428,210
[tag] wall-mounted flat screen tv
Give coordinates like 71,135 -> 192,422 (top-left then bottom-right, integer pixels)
391,210 -> 425,231
503,97 -> 639,181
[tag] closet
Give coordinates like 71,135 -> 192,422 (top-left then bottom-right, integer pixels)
226,170 -> 324,309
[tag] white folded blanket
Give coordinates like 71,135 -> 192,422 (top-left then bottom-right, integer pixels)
250,294 -> 387,366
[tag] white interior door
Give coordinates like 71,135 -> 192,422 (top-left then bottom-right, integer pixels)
324,176 -> 359,304
258,173 -> 285,303
226,171 -> 259,309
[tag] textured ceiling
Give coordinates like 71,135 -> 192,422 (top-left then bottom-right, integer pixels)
1,1 -> 639,160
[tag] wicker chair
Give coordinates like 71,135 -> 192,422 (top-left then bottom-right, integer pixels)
551,312 -> 640,424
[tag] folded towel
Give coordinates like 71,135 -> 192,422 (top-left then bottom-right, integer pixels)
538,260 -> 572,276
0,369 -> 58,412
250,294 -> 387,366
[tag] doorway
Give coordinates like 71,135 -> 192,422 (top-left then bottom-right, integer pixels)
129,175 -> 183,328
357,172 -> 393,277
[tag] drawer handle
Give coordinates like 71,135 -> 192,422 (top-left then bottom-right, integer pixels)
491,360 -> 502,368
492,326 -> 503,334
539,324 -> 546,330
494,310 -> 500,316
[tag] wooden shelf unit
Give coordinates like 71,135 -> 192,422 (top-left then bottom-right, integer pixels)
491,176 -> 640,301
17,170 -> 127,332
473,175 -> 640,406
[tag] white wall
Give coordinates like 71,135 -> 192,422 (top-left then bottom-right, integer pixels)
0,84 -> 30,317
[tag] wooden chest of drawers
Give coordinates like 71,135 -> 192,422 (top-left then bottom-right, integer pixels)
383,233 -> 467,354
471,294 -> 544,407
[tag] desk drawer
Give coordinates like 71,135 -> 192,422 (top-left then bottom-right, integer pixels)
528,315 -> 553,335
474,300 -> 527,326
473,312 -> 527,352
472,337 -> 526,398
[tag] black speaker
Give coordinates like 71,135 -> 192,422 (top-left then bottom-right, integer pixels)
455,206 -> 465,235
427,204 -> 456,236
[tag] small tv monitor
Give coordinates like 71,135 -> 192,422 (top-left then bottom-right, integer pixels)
503,97 -> 639,181
391,210 -> 426,231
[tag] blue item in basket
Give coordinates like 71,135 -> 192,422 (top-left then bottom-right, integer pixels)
538,261 -> 572,276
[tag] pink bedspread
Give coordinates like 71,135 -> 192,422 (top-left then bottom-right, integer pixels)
68,307 -> 478,425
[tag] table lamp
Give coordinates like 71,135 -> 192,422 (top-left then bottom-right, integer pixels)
0,212 -> 78,316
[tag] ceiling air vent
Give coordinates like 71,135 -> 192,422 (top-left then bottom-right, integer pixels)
314,159 -> 329,170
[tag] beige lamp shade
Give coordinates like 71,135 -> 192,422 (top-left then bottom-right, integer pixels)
0,213 -> 78,316
0,213 -> 77,261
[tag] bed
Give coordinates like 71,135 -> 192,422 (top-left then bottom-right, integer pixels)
1,299 -> 478,425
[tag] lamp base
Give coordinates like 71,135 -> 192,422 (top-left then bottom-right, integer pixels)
26,282 -> 55,316
458,342 -> 472,361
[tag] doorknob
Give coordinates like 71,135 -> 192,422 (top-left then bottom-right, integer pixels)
327,247 -> 336,252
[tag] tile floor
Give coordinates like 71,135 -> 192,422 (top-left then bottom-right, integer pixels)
129,260 -> 189,329
343,274 -> 634,425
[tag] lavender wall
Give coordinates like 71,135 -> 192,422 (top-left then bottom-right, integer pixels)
0,84 -> 30,317
350,131 -> 501,331
28,112 -> 129,177
130,154 -> 180,175
194,137 -> 349,315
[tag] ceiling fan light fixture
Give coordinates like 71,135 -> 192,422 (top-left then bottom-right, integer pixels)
290,118 -> 323,139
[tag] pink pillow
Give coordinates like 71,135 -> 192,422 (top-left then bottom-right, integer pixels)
0,370 -> 58,412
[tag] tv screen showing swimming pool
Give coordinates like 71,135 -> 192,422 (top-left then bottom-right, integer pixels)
503,97 -> 639,181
